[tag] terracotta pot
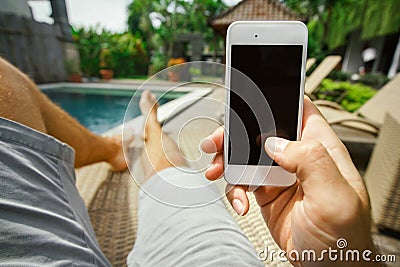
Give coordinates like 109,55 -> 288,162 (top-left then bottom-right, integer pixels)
167,71 -> 180,82
69,73 -> 82,83
99,69 -> 114,80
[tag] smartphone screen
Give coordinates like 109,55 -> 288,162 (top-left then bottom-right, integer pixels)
228,45 -> 303,166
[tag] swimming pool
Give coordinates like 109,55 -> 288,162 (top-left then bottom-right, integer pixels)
42,87 -> 185,134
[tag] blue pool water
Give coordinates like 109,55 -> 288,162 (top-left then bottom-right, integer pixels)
43,87 -> 184,134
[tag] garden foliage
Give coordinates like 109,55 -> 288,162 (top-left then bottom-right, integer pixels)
317,78 -> 377,112
76,27 -> 149,78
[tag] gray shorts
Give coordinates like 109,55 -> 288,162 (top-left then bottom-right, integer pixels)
0,117 -> 262,266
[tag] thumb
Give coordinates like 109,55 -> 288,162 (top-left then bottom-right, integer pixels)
264,137 -> 350,199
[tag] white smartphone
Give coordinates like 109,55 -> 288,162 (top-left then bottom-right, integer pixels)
224,21 -> 307,186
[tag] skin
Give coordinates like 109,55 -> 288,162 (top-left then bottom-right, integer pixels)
201,97 -> 380,266
0,57 -> 127,171
0,57 -> 184,175
139,90 -> 187,180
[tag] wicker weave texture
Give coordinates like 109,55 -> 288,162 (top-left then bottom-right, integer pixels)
223,193 -> 293,267
364,114 -> 400,233
76,149 -> 140,267
77,151 -> 293,266
174,109 -> 293,267
75,88 -> 294,266
75,162 -> 111,207
358,74 -> 400,125
88,171 -> 138,266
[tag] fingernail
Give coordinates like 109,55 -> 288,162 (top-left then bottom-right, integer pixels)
265,137 -> 289,154
200,137 -> 216,153
232,199 -> 244,216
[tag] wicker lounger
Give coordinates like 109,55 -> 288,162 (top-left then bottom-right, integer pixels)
364,114 -> 400,234
305,58 -> 316,72
76,146 -> 292,267
315,73 -> 400,138
75,79 -> 400,265
305,55 -> 342,97
76,115 -> 400,266
76,89 -> 292,266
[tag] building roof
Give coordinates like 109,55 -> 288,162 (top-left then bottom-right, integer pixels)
210,0 -> 304,35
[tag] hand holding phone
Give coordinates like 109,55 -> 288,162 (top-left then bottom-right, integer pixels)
224,21 -> 308,186
201,99 -> 376,266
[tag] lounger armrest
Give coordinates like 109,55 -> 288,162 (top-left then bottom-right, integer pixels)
314,100 -> 346,111
306,58 -> 316,72
329,116 -> 381,133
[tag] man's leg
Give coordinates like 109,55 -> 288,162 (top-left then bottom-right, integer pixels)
0,57 -> 127,170
138,90 -> 187,179
128,91 -> 263,267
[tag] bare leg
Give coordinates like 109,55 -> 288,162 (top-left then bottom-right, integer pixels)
34,91 -> 128,170
0,57 -> 128,170
139,90 -> 186,180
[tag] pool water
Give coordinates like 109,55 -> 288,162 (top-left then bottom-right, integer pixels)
43,87 -> 184,134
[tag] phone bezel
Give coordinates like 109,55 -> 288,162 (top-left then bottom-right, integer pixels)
224,21 -> 308,186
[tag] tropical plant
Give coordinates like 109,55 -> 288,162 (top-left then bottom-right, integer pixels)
284,0 -> 400,51
327,70 -> 351,82
75,27 -> 103,77
128,0 -> 227,71
316,78 -> 377,112
110,33 -> 149,77
358,73 -> 389,89
99,48 -> 114,69
75,26 -> 149,77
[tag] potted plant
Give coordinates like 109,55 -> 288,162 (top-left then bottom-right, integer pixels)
65,58 -> 82,83
99,48 -> 115,80
167,57 -> 185,82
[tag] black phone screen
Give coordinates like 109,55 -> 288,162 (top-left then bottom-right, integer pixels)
228,45 -> 303,166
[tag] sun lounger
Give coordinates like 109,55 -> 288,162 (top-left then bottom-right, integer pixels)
315,73 -> 400,136
75,88 -> 292,266
364,114 -> 400,234
306,57 -> 316,72
305,55 -> 342,97
76,162 -> 139,266
74,82 -> 400,265
357,74 -> 400,125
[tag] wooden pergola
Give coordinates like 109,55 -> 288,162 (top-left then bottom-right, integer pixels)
210,0 -> 304,37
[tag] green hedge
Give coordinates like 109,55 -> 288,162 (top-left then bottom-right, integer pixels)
316,79 -> 377,112
76,27 -> 149,78
358,73 -> 389,89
